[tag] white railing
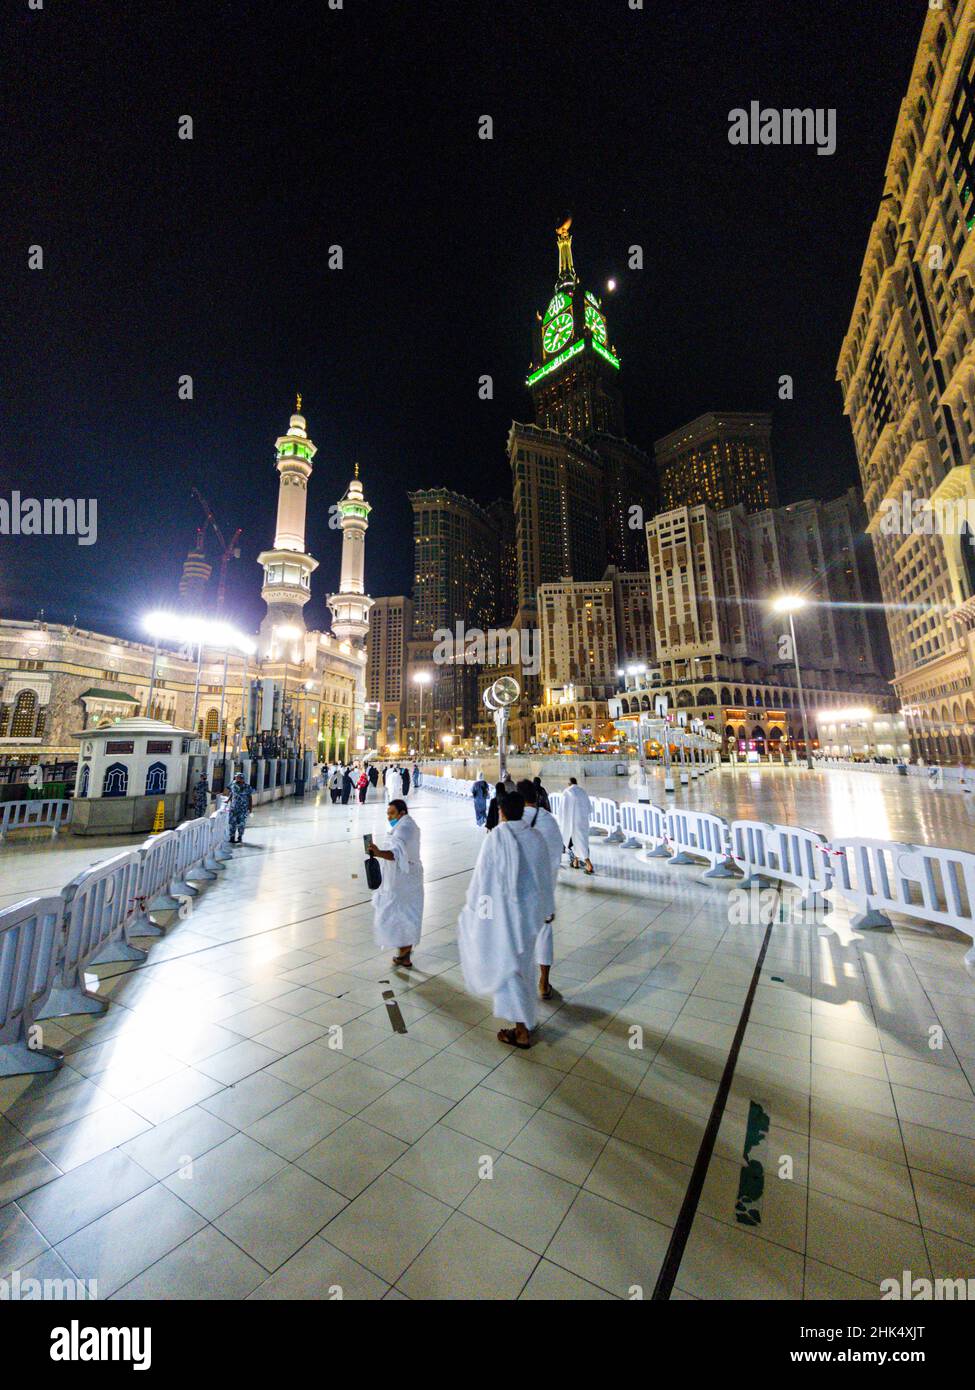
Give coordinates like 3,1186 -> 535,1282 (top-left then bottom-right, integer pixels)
664,808 -> 736,878
424,777 -> 975,962
1,805 -> 236,1075
0,896 -> 66,1076
829,836 -> 975,964
590,796 -> 624,843
730,819 -> 832,907
0,799 -> 73,842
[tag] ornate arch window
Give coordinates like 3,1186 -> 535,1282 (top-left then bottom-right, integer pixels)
78,764 -> 90,798
11,690 -> 38,738
145,761 -> 167,794
102,762 -> 129,797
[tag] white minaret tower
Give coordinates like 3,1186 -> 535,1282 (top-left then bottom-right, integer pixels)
257,397 -> 319,661
327,464 -> 374,647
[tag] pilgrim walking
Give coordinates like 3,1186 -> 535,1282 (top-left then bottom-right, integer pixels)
519,780 -> 563,999
457,789 -> 554,1048
558,777 -> 594,874
368,799 -> 424,968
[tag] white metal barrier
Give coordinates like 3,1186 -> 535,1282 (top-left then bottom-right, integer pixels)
730,819 -> 832,906
547,791 -> 563,822
0,896 -> 66,1075
0,799 -> 73,842
590,796 -> 624,843
829,836 -> 975,962
665,808 -> 735,878
1,805 -> 239,1074
42,851 -> 145,1019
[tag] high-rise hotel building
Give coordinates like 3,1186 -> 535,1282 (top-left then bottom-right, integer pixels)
655,412 -> 778,514
408,488 -> 514,743
837,0 -> 975,762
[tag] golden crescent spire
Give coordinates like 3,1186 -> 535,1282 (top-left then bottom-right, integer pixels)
296,392 -> 302,413
354,461 -> 359,480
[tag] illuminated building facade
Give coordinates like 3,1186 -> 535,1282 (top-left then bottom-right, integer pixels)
366,596 -> 413,751
0,403 -> 367,778
837,0 -> 975,762
643,499 -> 892,753
655,412 -> 778,513
528,218 -> 625,437
408,488 -> 509,742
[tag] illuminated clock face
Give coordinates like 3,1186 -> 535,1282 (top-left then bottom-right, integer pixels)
585,304 -> 607,343
542,312 -> 574,355
544,292 -> 569,322
493,676 -> 520,706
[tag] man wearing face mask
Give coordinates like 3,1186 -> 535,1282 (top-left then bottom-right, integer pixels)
367,798 -> 424,969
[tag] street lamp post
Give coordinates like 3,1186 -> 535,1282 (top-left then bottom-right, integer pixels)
412,671 -> 432,756
772,595 -> 813,770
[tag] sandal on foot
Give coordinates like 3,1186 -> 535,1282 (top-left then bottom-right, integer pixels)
392,954 -> 413,968
539,986 -> 553,1001
497,1028 -> 530,1050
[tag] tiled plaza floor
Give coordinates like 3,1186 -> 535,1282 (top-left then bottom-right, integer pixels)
2,770 -> 974,1300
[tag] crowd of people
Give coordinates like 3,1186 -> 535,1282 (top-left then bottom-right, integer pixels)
216,753 -> 598,1050
321,760 -> 421,805
363,766 -> 596,1051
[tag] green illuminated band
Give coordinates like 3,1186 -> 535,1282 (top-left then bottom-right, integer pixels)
592,338 -> 621,369
525,337 -> 585,385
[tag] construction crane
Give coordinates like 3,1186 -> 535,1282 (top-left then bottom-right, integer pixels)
191,487 -> 243,614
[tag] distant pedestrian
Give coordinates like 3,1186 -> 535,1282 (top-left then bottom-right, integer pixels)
472,773 -> 490,826
228,773 -> 252,844
558,777 -> 593,874
329,766 -> 342,803
401,765 -> 411,797
412,763 -> 422,789
519,780 -> 563,999
341,766 -> 353,804
532,775 -> 551,812
368,764 -> 379,789
193,772 -> 209,818
357,769 -> 369,804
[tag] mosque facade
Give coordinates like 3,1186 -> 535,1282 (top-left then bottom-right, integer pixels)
0,405 -> 370,782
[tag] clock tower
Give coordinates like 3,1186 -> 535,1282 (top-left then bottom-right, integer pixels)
527,218 -> 625,438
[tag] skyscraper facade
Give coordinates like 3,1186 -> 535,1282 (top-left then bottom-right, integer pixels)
837,0 -> 975,762
366,596 -> 413,751
408,488 -> 506,741
654,412 -> 778,514
642,494 -> 893,754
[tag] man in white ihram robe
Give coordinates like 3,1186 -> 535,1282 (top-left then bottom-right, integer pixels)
519,781 -> 563,1000
457,795 -> 555,1048
368,801 -> 424,968
384,766 -> 400,803
557,777 -> 594,874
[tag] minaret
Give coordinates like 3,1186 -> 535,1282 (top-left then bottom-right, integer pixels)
257,397 -> 319,661
327,463 -> 374,647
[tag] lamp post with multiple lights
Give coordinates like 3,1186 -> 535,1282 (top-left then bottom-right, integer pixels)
141,611 -> 256,747
771,594 -> 813,770
412,670 -> 432,755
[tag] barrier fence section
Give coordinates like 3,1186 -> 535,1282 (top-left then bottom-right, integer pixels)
829,836 -> 975,963
0,806 -> 235,1075
729,820 -> 832,907
0,896 -> 66,1076
423,774 -> 975,961
0,799 -> 73,842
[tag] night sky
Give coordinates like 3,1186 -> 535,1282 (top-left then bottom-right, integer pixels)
2,0 -> 923,642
